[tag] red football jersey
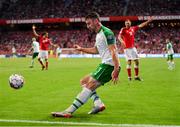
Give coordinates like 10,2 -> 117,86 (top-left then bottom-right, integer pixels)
119,26 -> 139,48
39,35 -> 51,50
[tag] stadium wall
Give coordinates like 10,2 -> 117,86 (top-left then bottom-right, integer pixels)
0,15 -> 180,25
59,54 -> 180,58
1,54 -> 180,58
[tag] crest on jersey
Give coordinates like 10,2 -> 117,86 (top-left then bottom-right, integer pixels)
107,35 -> 114,41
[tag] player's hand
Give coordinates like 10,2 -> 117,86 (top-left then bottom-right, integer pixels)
148,16 -> 154,22
53,44 -> 58,48
111,67 -> 120,84
32,25 -> 36,29
121,41 -> 126,48
74,44 -> 82,51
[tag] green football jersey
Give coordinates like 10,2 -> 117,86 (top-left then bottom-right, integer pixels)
166,42 -> 174,55
95,25 -> 116,66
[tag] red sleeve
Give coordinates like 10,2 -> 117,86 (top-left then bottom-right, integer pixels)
133,26 -> 139,32
48,38 -> 51,44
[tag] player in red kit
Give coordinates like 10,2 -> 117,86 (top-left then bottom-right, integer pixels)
118,18 -> 153,81
32,25 -> 56,70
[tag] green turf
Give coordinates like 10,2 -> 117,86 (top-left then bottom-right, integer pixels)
0,57 -> 179,126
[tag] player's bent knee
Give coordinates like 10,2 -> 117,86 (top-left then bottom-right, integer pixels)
80,75 -> 91,86
134,60 -> 139,65
85,84 -> 96,91
86,79 -> 100,91
80,79 -> 89,87
127,60 -> 132,65
80,79 -> 84,86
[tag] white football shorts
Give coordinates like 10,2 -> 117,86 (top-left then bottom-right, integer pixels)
38,50 -> 48,59
124,47 -> 139,61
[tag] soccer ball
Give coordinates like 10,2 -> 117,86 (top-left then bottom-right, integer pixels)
9,74 -> 24,89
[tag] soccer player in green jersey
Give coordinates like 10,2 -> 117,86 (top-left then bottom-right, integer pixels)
166,38 -> 175,70
51,12 -> 120,118
28,37 -> 40,68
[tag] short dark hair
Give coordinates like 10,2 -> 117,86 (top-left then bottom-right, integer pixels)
85,12 -> 100,21
42,32 -> 48,36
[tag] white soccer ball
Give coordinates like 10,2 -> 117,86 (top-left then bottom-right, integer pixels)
9,74 -> 24,89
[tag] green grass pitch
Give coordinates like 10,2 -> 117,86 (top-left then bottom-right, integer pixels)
0,57 -> 180,126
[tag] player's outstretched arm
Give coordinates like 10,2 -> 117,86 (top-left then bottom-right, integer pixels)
50,41 -> 57,48
138,16 -> 154,28
32,25 -> 40,37
74,44 -> 98,54
27,47 -> 33,54
108,44 -> 120,84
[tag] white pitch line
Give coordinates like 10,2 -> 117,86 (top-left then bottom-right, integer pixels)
0,119 -> 180,127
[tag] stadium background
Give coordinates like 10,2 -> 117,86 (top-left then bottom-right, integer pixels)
0,0 -> 179,56
0,0 -> 180,126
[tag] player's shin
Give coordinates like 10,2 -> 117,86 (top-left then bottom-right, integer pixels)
170,61 -> 175,69
134,64 -> 139,77
45,61 -> 48,69
126,64 -> 131,80
38,58 -> 44,66
167,61 -> 171,66
31,59 -> 34,66
90,91 -> 104,106
65,87 -> 92,113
